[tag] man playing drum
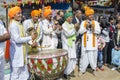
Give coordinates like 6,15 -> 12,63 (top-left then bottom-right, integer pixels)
42,6 -> 58,49
8,6 -> 37,80
23,9 -> 43,46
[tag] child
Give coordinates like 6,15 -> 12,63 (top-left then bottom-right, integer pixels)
97,34 -> 106,71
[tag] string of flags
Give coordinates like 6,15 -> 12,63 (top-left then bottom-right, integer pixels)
1,0 -> 71,8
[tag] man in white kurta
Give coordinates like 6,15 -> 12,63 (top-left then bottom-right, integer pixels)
0,24 -> 10,80
42,6 -> 58,49
62,12 -> 77,79
23,10 -> 43,46
78,6 -> 101,76
8,6 -> 35,80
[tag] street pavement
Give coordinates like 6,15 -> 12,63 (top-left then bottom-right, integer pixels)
4,63 -> 120,80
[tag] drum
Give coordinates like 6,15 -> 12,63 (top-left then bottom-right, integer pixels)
27,49 -> 68,80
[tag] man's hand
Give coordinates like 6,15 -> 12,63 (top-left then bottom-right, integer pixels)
31,31 -> 37,40
74,23 -> 79,31
114,46 -> 118,50
0,33 -> 10,42
31,41 -> 37,48
58,25 -> 62,30
53,25 -> 57,31
91,26 -> 94,32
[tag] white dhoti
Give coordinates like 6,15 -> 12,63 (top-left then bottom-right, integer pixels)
62,21 -> 77,75
0,56 -> 4,80
78,20 -> 101,73
80,50 -> 97,73
64,58 -> 76,75
10,65 -> 29,80
63,42 -> 77,75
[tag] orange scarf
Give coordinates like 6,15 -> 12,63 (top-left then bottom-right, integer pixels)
5,40 -> 10,61
83,20 -> 95,47
5,23 -> 10,61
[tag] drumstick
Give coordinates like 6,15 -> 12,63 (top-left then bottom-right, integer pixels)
37,45 -> 50,48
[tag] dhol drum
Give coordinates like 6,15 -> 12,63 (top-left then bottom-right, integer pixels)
27,49 -> 68,80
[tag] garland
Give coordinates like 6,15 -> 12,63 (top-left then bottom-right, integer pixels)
2,0 -> 70,8
83,20 -> 95,47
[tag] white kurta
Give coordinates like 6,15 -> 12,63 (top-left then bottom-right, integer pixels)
0,24 -> 7,80
9,20 -> 32,80
78,20 -> 101,72
23,19 -> 43,45
0,24 -> 7,56
62,21 -> 77,75
41,19 -> 58,49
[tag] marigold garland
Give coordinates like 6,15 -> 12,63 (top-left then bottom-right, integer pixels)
83,20 -> 96,47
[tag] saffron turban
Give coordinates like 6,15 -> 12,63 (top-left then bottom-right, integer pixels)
8,6 -> 21,19
43,6 -> 52,18
64,12 -> 73,20
84,6 -> 94,17
31,10 -> 40,17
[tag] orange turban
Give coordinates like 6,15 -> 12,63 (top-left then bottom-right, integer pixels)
8,6 -> 21,19
84,6 -> 94,17
31,10 -> 40,17
43,6 -> 52,18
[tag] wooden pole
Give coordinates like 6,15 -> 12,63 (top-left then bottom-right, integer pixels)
71,0 -> 74,12
6,7 -> 8,29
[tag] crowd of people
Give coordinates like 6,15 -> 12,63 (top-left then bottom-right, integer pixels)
0,5 -> 120,80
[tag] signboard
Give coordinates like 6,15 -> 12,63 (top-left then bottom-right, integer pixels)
88,0 -> 113,7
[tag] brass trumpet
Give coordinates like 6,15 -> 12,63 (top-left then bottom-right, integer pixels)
26,27 -> 37,36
